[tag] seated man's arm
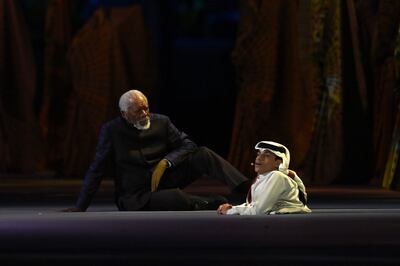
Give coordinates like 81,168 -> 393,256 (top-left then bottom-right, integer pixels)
65,124 -> 113,212
164,117 -> 197,167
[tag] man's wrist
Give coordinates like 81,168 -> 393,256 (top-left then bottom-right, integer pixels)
164,159 -> 172,168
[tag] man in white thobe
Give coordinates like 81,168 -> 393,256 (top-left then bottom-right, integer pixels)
217,141 -> 311,215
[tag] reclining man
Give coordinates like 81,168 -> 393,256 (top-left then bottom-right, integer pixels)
64,89 -> 250,212
217,141 -> 311,215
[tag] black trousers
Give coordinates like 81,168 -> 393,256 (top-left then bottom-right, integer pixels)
142,146 -> 249,211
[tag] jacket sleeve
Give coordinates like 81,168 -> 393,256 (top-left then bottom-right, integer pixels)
164,117 -> 197,167
76,124 -> 113,211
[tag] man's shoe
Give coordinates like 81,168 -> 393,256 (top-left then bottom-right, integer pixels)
189,194 -> 228,211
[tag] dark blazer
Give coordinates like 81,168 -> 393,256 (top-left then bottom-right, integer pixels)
76,113 -> 197,211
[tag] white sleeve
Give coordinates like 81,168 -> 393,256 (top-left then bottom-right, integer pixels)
226,172 -> 286,215
253,173 -> 286,214
226,203 -> 256,215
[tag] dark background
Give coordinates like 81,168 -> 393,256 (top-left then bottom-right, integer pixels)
20,0 -> 239,156
1,0 -> 400,188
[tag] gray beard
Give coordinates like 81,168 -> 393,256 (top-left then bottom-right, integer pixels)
133,117 -> 150,130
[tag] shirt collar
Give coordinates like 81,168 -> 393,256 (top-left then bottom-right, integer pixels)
257,171 -> 274,180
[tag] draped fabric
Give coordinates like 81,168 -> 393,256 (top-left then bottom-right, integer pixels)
386,30 -> 400,189
0,0 -> 44,173
229,0 -> 326,182
383,101 -> 400,189
40,0 -> 75,172
377,56 -> 399,188
373,0 -> 400,188
229,0 -> 399,185
353,0 -> 400,187
63,5 -> 156,176
304,0 -> 343,184
344,0 -> 400,187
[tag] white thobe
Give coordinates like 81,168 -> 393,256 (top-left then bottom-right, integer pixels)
226,170 -> 311,215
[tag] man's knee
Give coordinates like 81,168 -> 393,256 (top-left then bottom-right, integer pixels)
149,188 -> 191,211
194,146 -> 216,159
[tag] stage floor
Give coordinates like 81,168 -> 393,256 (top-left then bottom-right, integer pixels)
1,177 -> 400,265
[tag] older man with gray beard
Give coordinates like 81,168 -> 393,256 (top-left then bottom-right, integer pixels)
64,90 -> 250,212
